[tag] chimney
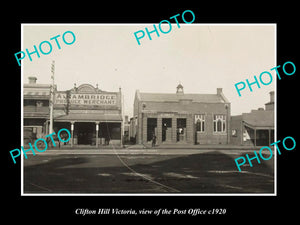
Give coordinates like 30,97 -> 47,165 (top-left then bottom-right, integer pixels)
217,88 -> 222,95
28,76 -> 37,84
258,107 -> 264,111
269,91 -> 274,103
265,91 -> 275,111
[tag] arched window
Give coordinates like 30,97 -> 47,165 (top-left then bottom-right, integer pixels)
217,120 -> 222,132
195,115 -> 205,132
213,115 -> 226,133
196,119 -> 201,131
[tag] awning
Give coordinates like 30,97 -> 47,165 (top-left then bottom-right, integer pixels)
54,113 -> 122,122
242,110 -> 274,129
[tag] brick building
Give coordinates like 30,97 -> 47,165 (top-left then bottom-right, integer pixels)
132,84 -> 231,145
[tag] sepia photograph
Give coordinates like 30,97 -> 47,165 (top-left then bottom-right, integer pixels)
21,24 -> 276,195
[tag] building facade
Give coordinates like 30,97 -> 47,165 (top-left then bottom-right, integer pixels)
23,77 -> 123,147
230,91 -> 274,146
53,83 -> 123,147
132,85 -> 231,145
23,77 -> 51,144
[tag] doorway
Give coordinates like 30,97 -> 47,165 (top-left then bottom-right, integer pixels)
75,122 -> 95,145
147,118 -> 157,142
177,118 -> 186,142
162,118 -> 172,142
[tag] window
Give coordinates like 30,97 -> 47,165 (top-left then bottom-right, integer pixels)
195,114 -> 205,132
213,115 -> 226,133
36,101 -> 43,107
232,129 -> 237,137
134,116 -> 138,126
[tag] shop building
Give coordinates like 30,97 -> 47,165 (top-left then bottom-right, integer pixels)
132,84 -> 231,145
230,91 -> 274,146
23,77 -> 123,147
23,77 -> 51,144
53,83 -> 123,147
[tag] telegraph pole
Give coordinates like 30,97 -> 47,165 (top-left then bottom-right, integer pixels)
49,60 -> 55,134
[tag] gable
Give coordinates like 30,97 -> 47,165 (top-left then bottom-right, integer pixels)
76,84 -> 98,93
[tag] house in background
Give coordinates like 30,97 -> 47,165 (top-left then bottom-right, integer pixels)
231,91 -> 275,146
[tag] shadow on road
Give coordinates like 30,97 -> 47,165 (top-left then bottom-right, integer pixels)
24,151 -> 274,194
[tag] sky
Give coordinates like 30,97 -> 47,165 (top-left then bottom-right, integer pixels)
22,24 -> 275,117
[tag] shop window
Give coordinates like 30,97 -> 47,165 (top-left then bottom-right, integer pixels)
195,114 -> 205,132
213,115 -> 226,133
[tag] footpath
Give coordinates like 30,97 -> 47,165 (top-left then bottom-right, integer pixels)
27,143 -> 266,155
126,143 -> 259,150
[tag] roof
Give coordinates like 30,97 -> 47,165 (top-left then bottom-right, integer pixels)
54,113 -> 122,122
24,84 -> 51,99
24,84 -> 51,88
138,92 -> 225,103
24,90 -> 50,97
177,84 -> 183,89
242,110 -> 274,129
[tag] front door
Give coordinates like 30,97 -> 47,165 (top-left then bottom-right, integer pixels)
78,131 -> 90,144
176,118 -> 186,142
76,122 -> 94,145
162,118 -> 172,142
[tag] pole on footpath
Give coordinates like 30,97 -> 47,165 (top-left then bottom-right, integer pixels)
49,60 -> 55,135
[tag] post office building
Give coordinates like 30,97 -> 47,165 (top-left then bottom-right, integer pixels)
132,84 -> 231,145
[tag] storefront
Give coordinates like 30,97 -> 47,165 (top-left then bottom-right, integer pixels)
230,91 -> 275,146
132,84 -> 231,145
52,83 -> 123,147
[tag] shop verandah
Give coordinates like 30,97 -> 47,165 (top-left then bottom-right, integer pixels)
241,109 -> 274,147
243,122 -> 274,147
45,114 -> 123,148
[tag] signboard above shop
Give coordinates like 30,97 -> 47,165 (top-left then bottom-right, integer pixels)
54,93 -> 117,106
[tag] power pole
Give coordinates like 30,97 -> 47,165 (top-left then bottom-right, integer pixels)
65,90 -> 71,115
49,60 -> 55,134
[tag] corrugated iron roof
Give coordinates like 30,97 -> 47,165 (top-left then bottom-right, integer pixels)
242,110 -> 274,128
54,113 -> 122,122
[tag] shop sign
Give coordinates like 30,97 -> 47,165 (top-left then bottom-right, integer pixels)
54,93 -> 117,106
159,113 -> 175,118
